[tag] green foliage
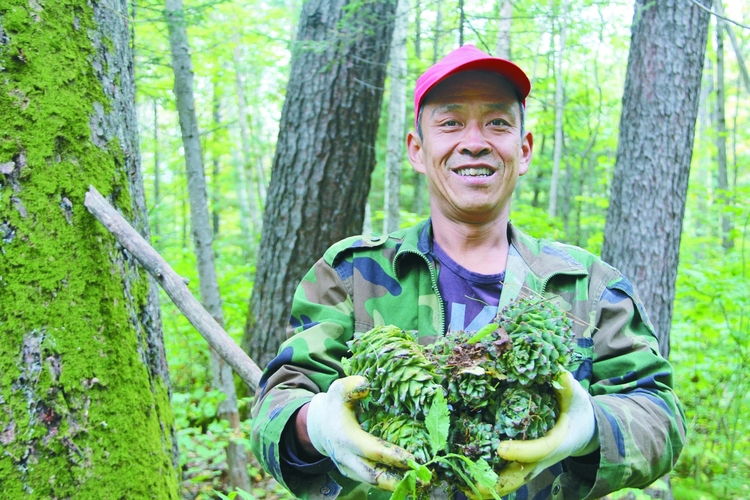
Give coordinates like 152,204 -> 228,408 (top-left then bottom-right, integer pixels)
130,0 -> 750,496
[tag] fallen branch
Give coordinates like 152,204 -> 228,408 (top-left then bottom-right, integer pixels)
84,185 -> 263,391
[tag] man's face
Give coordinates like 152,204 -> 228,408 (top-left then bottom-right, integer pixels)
407,71 -> 533,225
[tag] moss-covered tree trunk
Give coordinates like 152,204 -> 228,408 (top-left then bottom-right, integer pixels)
0,0 -> 180,497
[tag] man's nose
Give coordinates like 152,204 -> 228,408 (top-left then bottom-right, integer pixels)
459,122 -> 491,157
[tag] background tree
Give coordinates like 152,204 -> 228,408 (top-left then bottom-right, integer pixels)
164,0 -> 251,491
122,0 -> 748,496
0,0 -> 179,496
601,0 -> 711,359
384,0 -> 408,234
242,0 -> 398,367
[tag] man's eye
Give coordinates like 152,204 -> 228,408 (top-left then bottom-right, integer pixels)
442,120 -> 460,127
490,119 -> 509,126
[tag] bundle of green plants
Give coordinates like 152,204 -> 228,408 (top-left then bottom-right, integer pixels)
342,295 -> 575,498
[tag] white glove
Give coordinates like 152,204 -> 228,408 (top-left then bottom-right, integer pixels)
466,370 -> 598,498
307,375 -> 414,491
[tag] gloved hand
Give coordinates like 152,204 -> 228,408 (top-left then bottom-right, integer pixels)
465,370 -> 598,499
306,375 -> 415,491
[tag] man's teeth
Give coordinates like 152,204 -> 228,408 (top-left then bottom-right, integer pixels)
456,167 -> 493,177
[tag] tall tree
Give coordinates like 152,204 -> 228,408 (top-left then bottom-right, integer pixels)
243,0 -> 397,367
714,17 -> 733,251
0,0 -> 179,496
164,0 -> 251,491
548,0 -> 567,219
601,0 -> 711,359
495,0 -> 512,58
384,0 -> 408,234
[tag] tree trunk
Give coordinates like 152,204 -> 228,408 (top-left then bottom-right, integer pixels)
232,34 -> 266,219
459,0 -> 465,46
495,0 -> 512,59
242,0 -> 397,368
0,0 -> 179,496
601,0 -> 711,359
164,0 -> 251,492
154,98 -> 161,239
384,0 -> 408,234
716,0 -> 750,94
714,16 -> 733,251
433,0 -> 443,63
212,83 -> 221,237
414,0 -> 421,59
548,0 -> 567,219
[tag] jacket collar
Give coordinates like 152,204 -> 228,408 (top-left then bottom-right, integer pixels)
392,219 -> 587,283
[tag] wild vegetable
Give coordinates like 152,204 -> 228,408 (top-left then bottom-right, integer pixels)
342,295 -> 575,498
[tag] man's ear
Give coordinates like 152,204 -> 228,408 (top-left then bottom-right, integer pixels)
519,131 -> 533,177
407,131 -> 426,174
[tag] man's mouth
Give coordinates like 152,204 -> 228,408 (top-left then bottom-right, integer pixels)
455,167 -> 494,177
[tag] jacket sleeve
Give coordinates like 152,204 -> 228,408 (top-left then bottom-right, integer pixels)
250,257 -> 356,496
572,273 -> 687,499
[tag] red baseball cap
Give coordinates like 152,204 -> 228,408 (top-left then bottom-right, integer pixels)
413,44 -> 531,129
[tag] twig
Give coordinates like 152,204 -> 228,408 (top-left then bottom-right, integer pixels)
688,0 -> 750,31
84,185 -> 263,391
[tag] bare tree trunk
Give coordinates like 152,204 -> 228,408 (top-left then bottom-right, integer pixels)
714,16 -> 733,251
242,0 -> 397,367
715,0 -> 750,93
495,0 -> 512,59
548,0 -> 567,218
384,0 -> 408,234
601,0 -> 711,359
433,0 -> 443,62
0,0 -> 178,495
459,0 -> 465,46
231,137 -> 258,252
231,39 -> 263,243
164,0 -> 251,492
232,37 -> 268,209
212,83 -> 221,237
153,98 -> 161,239
414,0 -> 421,59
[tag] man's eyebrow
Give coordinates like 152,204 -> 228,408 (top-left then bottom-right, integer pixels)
430,103 -> 462,117
430,102 -> 515,117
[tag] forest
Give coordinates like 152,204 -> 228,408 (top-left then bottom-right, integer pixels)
0,0 -> 748,498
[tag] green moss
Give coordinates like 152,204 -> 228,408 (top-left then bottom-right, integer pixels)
0,0 -> 178,497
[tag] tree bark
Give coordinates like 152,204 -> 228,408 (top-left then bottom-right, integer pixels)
153,98 -> 161,239
495,0 -> 512,59
242,0 -> 397,368
714,16 -> 733,251
212,83 -> 221,237
548,0 -> 567,219
232,37 -> 264,237
715,0 -> 750,94
601,0 -> 711,359
164,0 -> 251,492
384,0 -> 408,234
0,0 -> 179,496
433,0 -> 443,63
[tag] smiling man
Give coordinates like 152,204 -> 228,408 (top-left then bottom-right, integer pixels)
250,45 -> 686,500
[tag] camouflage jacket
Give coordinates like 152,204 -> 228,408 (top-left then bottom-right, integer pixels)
250,220 -> 686,500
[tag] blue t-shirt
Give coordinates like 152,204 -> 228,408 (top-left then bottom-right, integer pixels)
432,240 -> 504,333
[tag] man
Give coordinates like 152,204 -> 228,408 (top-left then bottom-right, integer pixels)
250,45 -> 686,499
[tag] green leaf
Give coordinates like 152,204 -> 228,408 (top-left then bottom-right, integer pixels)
471,458 -> 499,491
341,356 -> 351,375
425,389 -> 450,455
468,323 -> 499,344
408,459 -> 432,483
391,469 -> 417,500
234,488 -> 256,500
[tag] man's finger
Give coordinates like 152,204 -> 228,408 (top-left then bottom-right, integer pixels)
496,413 -> 569,463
